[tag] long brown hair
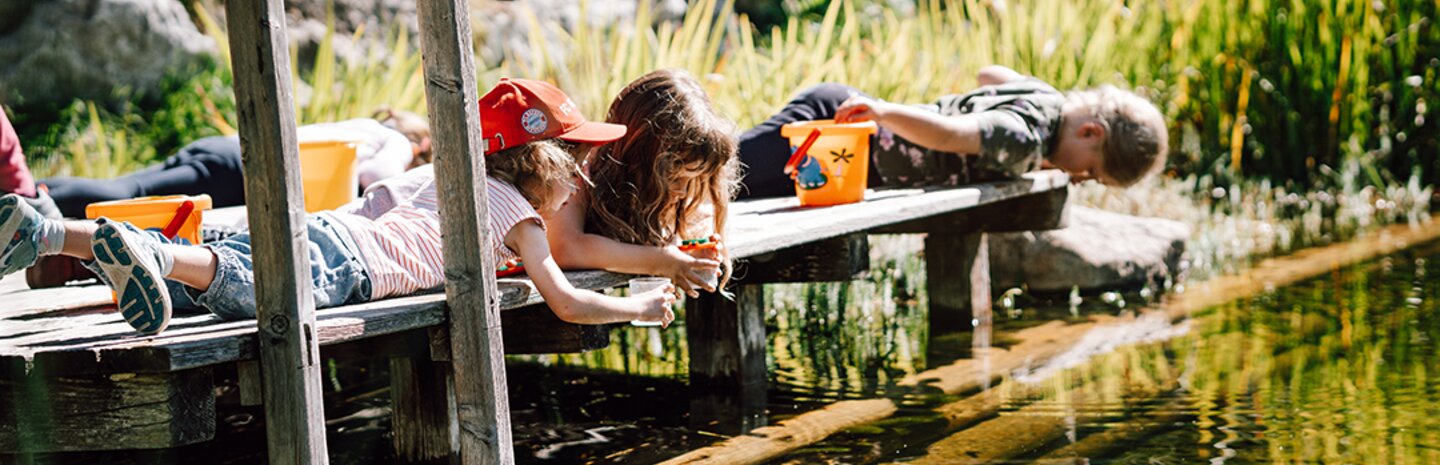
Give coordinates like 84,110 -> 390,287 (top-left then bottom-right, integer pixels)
585,69 -> 741,280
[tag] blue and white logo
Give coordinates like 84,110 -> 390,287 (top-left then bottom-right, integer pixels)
521,108 -> 548,135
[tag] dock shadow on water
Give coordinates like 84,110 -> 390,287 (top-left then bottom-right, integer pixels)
18,236 -> 1440,464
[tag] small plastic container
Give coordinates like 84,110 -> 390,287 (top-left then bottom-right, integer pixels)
85,194 -> 214,246
299,140 -> 359,213
780,120 -> 877,207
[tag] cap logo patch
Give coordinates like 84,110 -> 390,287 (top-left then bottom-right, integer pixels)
521,108 -> 548,135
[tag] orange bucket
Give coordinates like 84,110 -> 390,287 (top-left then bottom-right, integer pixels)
780,120 -> 877,207
299,140 -> 359,213
85,194 -> 214,245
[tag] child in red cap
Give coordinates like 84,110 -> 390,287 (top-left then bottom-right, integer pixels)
0,78 -> 675,334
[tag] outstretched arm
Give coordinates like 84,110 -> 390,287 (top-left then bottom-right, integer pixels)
545,185 -> 719,297
508,219 -> 675,326
836,97 -> 985,154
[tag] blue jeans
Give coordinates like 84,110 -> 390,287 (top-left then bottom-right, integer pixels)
85,212 -> 373,321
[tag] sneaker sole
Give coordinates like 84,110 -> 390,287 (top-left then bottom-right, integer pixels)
92,224 -> 172,335
0,195 -> 33,274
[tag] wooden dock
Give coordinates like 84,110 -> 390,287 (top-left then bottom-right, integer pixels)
0,170 -> 1067,461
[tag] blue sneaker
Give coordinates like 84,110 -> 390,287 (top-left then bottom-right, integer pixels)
92,222 -> 173,335
0,194 -> 45,277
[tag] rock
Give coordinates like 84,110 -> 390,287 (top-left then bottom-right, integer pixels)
279,0 -> 418,70
0,0 -> 215,107
987,206 -> 1190,293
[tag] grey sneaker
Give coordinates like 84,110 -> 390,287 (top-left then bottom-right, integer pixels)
0,194 -> 45,277
91,222 -> 173,335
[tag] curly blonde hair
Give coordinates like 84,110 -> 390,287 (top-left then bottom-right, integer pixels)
487,140 -> 581,211
584,69 -> 741,281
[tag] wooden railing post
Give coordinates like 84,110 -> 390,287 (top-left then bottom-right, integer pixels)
225,1 -> 329,464
416,0 -> 514,464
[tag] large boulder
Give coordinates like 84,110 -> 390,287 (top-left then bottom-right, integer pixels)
0,0 -> 215,107
987,206 -> 1190,292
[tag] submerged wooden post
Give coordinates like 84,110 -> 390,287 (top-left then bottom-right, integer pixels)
925,233 -> 992,333
416,0 -> 514,463
225,1 -> 329,464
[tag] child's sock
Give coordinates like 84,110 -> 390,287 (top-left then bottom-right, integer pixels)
36,217 -> 65,257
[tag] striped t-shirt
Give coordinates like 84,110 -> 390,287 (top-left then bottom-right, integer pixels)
330,165 -> 543,300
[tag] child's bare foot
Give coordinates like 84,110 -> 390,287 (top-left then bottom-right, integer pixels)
91,222 -> 174,335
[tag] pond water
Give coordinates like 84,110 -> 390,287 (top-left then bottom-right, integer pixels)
35,236 -> 1440,464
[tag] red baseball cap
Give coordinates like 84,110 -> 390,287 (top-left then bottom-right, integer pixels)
478,78 -> 627,155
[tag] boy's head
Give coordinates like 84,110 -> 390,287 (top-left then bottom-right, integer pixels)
1054,86 -> 1168,187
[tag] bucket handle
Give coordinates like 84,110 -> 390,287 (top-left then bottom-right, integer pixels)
783,128 -> 823,177
160,200 -> 197,240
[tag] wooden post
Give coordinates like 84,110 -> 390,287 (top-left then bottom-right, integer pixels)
925,233 -> 992,334
415,1 -> 513,463
390,357 -> 458,464
685,285 -> 768,434
225,2 -> 329,464
686,285 -> 767,388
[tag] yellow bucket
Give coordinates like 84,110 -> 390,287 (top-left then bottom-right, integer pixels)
299,140 -> 359,213
780,120 -> 877,207
86,194 -> 214,246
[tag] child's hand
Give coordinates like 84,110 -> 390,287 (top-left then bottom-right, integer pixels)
836,96 -> 888,124
661,245 -> 721,298
633,286 -> 677,328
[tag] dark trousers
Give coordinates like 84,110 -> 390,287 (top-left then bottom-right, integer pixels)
43,136 -> 245,218
737,83 -> 971,200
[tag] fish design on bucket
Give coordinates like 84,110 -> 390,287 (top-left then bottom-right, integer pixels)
794,154 -> 828,190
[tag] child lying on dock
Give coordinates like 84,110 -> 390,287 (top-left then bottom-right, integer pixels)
0,78 -> 675,335
737,65 -> 1169,198
548,69 -> 740,297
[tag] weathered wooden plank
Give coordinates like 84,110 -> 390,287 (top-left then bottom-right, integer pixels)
925,233 -> 991,333
500,305 -> 611,354
238,360 -> 262,407
738,234 -> 869,284
686,286 -> 765,388
0,368 -> 214,453
224,0 -> 328,462
389,357 -> 458,463
415,0 -> 512,463
725,171 -> 1068,258
874,187 -> 1069,235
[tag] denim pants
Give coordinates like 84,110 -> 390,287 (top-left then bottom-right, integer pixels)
85,212 -> 372,321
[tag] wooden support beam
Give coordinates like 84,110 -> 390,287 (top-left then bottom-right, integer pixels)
738,234 -> 869,284
415,0 -> 513,463
0,368 -> 215,452
500,305 -> 611,354
875,188 -> 1069,235
925,233 -> 992,333
224,1 -> 328,463
686,285 -> 766,389
390,357 -> 458,464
